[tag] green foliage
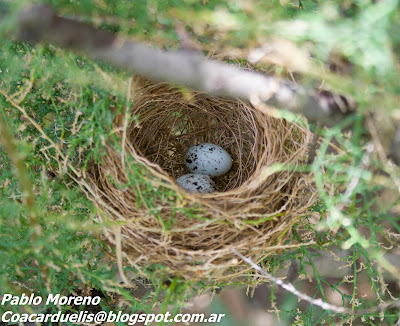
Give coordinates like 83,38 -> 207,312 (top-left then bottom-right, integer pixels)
0,0 -> 399,325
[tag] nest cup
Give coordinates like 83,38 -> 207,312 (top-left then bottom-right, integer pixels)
87,76 -> 318,282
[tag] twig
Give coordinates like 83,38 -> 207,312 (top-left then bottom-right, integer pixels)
232,249 -> 400,317
114,226 -> 130,285
10,4 -> 400,165
16,4 -> 352,128
231,249 -> 346,313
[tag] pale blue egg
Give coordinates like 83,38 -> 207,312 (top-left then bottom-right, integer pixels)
185,143 -> 232,177
176,174 -> 216,193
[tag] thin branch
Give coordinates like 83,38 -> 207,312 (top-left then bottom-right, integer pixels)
12,5 -> 400,165
16,4 -> 352,129
232,249 -> 400,317
231,249 -> 346,313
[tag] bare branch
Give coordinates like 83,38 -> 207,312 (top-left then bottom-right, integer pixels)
231,249 -> 346,313
14,5 -> 400,164
232,249 -> 400,316
16,4 -> 352,128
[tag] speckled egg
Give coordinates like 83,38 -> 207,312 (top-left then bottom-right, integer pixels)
185,143 -> 232,177
176,174 -> 216,193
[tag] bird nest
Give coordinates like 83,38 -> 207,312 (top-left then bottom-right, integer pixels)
86,76 -> 319,282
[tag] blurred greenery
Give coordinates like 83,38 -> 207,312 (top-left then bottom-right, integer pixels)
1,0 -> 400,325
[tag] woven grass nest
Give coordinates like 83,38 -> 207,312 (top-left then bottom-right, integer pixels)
87,75 -> 319,282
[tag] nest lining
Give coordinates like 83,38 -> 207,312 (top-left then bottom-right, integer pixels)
87,76 -> 318,281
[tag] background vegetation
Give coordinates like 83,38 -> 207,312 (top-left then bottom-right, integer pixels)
0,0 -> 399,325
